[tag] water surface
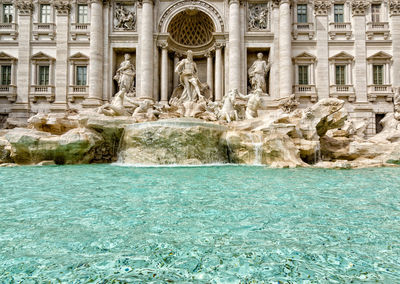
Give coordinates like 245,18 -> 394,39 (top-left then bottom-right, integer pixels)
0,165 -> 399,282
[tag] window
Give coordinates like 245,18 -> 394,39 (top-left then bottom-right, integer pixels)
1,65 -> 11,85
76,66 -> 87,85
297,4 -> 307,23
298,65 -> 309,85
373,65 -> 384,85
40,4 -> 51,23
334,4 -> 344,23
38,66 -> 50,85
2,4 -> 13,23
371,4 -> 381,23
77,5 -> 88,23
335,65 -> 346,85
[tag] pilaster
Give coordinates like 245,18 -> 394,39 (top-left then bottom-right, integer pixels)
12,0 -> 34,118
314,0 -> 331,99
390,0 -> 400,89
52,1 -> 71,111
270,0 -> 280,99
353,0 -> 369,102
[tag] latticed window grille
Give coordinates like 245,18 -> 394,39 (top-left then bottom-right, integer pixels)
168,11 -> 215,47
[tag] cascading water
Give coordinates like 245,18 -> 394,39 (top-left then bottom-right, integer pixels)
247,132 -> 263,165
314,142 -> 321,164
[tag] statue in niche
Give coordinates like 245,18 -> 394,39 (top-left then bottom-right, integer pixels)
248,53 -> 271,94
114,53 -> 136,95
174,50 -> 204,103
115,5 -> 136,30
248,4 -> 269,31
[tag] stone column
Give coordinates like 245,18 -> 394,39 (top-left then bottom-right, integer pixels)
314,0 -> 331,99
12,2 -> 33,118
352,2 -> 369,102
159,42 -> 168,103
279,0 -> 293,97
215,44 -> 223,101
205,50 -> 214,99
139,0 -> 154,99
228,0 -> 241,92
270,0 -> 280,98
391,1 -> 400,90
52,1 -> 71,112
173,53 -> 180,89
84,0 -> 104,107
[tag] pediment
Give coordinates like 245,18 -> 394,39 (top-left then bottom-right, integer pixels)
69,52 -> 89,61
329,52 -> 354,61
0,52 -> 17,61
31,52 -> 55,61
294,52 -> 316,60
367,51 -> 392,61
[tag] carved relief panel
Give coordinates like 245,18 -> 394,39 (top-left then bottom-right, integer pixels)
248,3 -> 270,31
113,2 -> 137,31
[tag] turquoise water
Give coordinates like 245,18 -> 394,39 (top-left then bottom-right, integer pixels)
0,165 -> 400,283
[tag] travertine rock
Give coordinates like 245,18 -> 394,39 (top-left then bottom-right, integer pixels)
224,130 -> 307,168
4,127 -> 102,165
28,113 -> 79,135
118,119 -> 228,165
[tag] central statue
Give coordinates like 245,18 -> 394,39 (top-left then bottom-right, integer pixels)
174,50 -> 204,103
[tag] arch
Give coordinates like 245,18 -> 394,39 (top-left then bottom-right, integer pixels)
158,0 -> 224,33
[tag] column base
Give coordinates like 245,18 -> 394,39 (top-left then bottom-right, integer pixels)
82,98 -> 103,108
8,103 -> 31,127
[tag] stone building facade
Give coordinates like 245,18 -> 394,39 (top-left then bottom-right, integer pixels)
0,0 -> 399,135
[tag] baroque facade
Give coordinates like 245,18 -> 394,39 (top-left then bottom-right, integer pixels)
0,0 -> 399,135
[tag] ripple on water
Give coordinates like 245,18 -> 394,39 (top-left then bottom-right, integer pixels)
0,165 -> 399,282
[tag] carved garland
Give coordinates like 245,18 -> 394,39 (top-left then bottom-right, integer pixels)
390,0 -> 400,16
351,0 -> 369,16
158,0 -> 224,33
314,0 -> 331,16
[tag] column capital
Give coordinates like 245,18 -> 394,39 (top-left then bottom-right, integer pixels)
16,0 -> 34,16
390,0 -> 400,16
228,0 -> 242,6
204,49 -> 214,58
157,41 -> 168,49
314,0 -> 332,16
214,42 -> 225,49
138,0 -> 154,8
351,0 -> 369,16
54,0 -> 71,16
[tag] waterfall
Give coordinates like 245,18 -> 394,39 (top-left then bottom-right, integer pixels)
248,132 -> 263,165
314,142 -> 321,164
115,128 -> 126,164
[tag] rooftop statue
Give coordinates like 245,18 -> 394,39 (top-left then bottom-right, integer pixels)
248,53 -> 271,94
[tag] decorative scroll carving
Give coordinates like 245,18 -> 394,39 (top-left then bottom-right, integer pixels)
314,0 -> 332,16
54,0 -> 71,16
351,0 -> 369,16
114,4 -> 137,31
16,0 -> 34,15
390,0 -> 400,16
248,3 -> 269,31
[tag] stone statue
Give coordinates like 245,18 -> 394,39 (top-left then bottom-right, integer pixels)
219,89 -> 242,122
278,94 -> 300,113
241,88 -> 263,119
248,4 -> 269,31
115,5 -> 136,30
114,54 -> 136,94
394,87 -> 400,120
174,50 -> 204,103
97,88 -> 136,116
248,53 -> 271,94
132,99 -> 159,121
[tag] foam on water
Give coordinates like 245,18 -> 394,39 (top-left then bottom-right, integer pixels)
1,165 -> 399,282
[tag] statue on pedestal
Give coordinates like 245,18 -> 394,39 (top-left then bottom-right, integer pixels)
248,53 -> 271,94
114,53 -> 136,94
